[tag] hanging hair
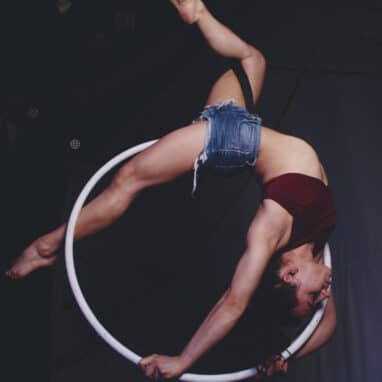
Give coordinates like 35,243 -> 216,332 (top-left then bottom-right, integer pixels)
257,254 -> 300,326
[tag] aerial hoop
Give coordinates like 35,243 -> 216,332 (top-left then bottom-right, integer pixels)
65,140 -> 332,382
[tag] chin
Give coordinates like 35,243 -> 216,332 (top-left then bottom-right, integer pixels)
292,305 -> 313,318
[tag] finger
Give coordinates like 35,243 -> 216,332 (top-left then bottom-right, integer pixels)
143,364 -> 157,378
267,359 -> 284,377
266,364 -> 276,377
153,366 -> 162,381
140,355 -> 156,367
275,360 -> 288,375
316,289 -> 331,305
140,359 -> 155,377
254,364 -> 267,380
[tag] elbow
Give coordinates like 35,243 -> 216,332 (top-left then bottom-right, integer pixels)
223,288 -> 249,316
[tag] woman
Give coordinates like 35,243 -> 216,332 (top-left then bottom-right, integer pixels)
6,0 -> 336,378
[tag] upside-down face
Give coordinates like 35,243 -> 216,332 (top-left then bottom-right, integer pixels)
280,259 -> 332,317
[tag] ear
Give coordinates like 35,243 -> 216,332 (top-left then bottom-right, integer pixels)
280,263 -> 299,285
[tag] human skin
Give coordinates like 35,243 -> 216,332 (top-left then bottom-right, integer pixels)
6,1 -> 336,378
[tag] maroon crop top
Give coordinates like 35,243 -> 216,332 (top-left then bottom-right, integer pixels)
263,173 -> 336,254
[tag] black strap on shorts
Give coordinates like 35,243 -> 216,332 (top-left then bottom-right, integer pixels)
230,59 -> 256,114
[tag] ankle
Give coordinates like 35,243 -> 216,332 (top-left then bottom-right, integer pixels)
172,0 -> 205,25
35,239 -> 53,258
36,232 -> 62,258
190,0 -> 206,24
195,1 -> 206,23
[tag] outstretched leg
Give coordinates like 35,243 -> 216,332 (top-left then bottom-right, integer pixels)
6,121 -> 207,279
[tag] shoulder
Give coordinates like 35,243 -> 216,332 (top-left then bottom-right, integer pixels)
247,199 -> 293,252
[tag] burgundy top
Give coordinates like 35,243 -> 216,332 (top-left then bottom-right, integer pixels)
263,173 -> 336,254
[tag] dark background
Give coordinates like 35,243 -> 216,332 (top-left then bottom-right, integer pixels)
1,1 -> 382,382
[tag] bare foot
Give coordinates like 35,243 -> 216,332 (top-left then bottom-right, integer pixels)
170,0 -> 205,24
5,240 -> 58,279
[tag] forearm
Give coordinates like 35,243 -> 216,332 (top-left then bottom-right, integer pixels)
261,299 -> 336,379
294,297 -> 336,359
196,3 -> 255,61
179,289 -> 246,370
178,238 -> 273,370
139,203 -> 284,378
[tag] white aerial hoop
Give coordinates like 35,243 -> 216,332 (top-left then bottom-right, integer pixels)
65,140 -> 332,382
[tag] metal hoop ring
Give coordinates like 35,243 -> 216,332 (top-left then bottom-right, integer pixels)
65,140 -> 332,382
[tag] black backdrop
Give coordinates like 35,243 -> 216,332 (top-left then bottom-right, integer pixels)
2,2 -> 382,382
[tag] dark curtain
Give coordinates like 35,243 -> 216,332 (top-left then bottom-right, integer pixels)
2,2 -> 381,382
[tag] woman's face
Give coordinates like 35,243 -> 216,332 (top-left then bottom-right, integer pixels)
280,257 -> 332,317
291,261 -> 332,317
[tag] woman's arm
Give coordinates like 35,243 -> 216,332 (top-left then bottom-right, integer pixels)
258,296 -> 336,379
294,294 -> 336,359
140,201 -> 292,379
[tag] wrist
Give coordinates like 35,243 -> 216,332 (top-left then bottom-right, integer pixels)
172,0 -> 206,25
178,352 -> 195,372
38,227 -> 65,257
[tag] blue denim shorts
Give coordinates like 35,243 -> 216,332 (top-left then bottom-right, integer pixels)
192,100 -> 262,192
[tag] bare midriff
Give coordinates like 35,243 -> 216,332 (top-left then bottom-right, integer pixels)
256,127 -> 328,186
205,69 -> 328,186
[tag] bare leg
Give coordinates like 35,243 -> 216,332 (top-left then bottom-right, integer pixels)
170,0 -> 266,105
7,2 -> 266,279
6,121 -> 207,279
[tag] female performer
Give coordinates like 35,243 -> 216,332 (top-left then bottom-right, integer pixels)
6,1 -> 336,378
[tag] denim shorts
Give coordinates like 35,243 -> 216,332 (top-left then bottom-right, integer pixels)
192,100 -> 262,192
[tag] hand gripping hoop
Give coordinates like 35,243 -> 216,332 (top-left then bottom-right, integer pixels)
65,140 -> 332,382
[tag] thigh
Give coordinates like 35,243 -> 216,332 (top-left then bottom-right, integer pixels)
129,120 -> 207,187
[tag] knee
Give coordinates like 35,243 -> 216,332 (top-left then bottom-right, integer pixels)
111,161 -> 143,197
250,46 -> 266,71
